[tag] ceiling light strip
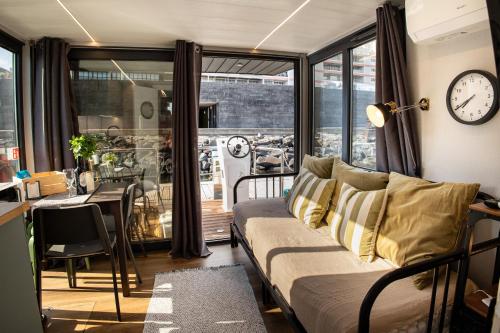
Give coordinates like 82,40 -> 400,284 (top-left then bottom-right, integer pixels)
56,0 -> 96,42
111,60 -> 136,85
254,0 -> 311,49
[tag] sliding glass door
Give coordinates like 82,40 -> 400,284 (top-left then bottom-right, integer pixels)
70,51 -> 174,243
198,54 -> 299,241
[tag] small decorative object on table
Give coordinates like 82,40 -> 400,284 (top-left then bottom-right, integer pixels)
69,135 -> 97,195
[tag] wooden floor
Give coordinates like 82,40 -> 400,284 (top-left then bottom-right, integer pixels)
202,199 -> 233,241
41,244 -> 293,333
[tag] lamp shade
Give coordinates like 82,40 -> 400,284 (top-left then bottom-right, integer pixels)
366,103 -> 392,127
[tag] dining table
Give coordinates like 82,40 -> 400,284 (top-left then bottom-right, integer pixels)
30,181 -> 132,297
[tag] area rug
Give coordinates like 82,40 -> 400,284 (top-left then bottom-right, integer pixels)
143,264 -> 266,333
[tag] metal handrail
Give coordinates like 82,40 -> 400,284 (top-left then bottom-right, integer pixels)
233,171 -> 298,204
358,249 -> 466,333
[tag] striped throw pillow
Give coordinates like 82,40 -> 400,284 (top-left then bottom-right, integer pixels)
287,168 -> 336,228
331,183 -> 387,262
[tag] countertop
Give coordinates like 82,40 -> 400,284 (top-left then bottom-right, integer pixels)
0,202 -> 29,226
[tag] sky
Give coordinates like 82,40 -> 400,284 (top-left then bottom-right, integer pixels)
0,47 -> 13,72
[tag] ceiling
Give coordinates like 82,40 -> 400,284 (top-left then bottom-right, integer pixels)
0,0 -> 389,54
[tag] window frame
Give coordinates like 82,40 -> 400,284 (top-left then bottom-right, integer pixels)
0,30 -> 26,169
69,48 -> 302,173
308,24 -> 376,166
202,50 -> 302,173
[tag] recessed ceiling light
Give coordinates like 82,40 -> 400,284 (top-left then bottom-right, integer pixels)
56,0 -> 96,43
254,0 -> 311,50
236,62 -> 244,67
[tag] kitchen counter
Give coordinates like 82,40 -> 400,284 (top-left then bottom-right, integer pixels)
0,201 -> 29,226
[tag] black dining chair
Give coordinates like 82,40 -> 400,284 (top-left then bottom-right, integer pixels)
33,204 -> 122,321
102,183 -> 144,278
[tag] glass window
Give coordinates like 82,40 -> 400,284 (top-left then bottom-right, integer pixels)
312,53 -> 343,157
351,40 -> 376,169
0,46 -> 20,180
71,59 -> 173,242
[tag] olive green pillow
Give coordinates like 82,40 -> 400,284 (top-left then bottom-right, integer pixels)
325,159 -> 389,225
375,172 -> 480,289
302,154 -> 337,179
287,168 -> 336,229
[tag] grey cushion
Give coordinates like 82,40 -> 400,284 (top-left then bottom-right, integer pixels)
46,232 -> 116,258
233,198 -> 293,239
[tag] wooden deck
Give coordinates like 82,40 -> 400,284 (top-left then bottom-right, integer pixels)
202,199 -> 233,241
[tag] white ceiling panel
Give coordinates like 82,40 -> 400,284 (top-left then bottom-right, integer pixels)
0,0 -> 387,54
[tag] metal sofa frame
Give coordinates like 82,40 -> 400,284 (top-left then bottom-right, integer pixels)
231,172 -> 500,333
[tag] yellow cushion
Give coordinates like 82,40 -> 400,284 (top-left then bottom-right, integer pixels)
325,159 -> 389,225
287,168 -> 336,229
302,154 -> 337,179
331,183 -> 387,262
375,172 -> 480,288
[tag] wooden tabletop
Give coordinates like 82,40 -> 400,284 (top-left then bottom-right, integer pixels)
469,202 -> 500,218
86,182 -> 128,203
0,202 -> 30,226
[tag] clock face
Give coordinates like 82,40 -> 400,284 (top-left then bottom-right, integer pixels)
140,101 -> 154,119
446,70 -> 499,125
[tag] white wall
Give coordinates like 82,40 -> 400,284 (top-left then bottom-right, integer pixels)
407,29 -> 499,289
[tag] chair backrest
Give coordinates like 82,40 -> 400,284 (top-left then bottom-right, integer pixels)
123,183 -> 136,229
33,204 -> 111,258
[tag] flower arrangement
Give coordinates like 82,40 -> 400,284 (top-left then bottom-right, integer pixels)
101,152 -> 118,166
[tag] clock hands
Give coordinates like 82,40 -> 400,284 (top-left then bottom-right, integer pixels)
454,94 -> 476,111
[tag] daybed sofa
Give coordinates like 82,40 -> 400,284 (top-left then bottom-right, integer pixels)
231,156 -> 479,333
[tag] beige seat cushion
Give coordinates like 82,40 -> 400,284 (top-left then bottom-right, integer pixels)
243,210 -> 468,333
233,198 -> 293,240
376,172 -> 480,288
325,159 -> 389,224
302,154 -> 337,179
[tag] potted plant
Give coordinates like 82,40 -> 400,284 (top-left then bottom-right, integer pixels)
69,135 -> 97,194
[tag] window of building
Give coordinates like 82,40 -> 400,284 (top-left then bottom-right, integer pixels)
309,25 -> 377,169
0,31 -> 24,180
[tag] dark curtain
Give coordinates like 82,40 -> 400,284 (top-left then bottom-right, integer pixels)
33,37 -> 79,172
170,40 -> 211,259
375,4 -> 420,177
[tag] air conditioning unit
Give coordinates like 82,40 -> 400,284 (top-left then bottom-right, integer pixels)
406,0 -> 489,44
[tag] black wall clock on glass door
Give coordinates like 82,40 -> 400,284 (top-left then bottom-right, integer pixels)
446,70 -> 499,125
140,101 -> 155,119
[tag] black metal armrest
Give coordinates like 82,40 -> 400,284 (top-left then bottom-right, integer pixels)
358,249 -> 466,333
233,172 -> 298,205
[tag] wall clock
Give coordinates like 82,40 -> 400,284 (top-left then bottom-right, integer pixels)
446,70 -> 499,125
140,101 -> 154,119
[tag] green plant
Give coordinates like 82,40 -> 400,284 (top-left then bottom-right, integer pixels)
101,152 -> 118,166
69,135 -> 97,160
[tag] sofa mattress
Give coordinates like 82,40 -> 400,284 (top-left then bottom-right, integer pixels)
233,199 -> 471,333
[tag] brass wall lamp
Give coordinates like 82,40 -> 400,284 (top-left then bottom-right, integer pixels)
366,98 -> 430,127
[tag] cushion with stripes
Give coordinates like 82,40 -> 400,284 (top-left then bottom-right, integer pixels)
330,183 -> 387,262
287,168 -> 336,229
